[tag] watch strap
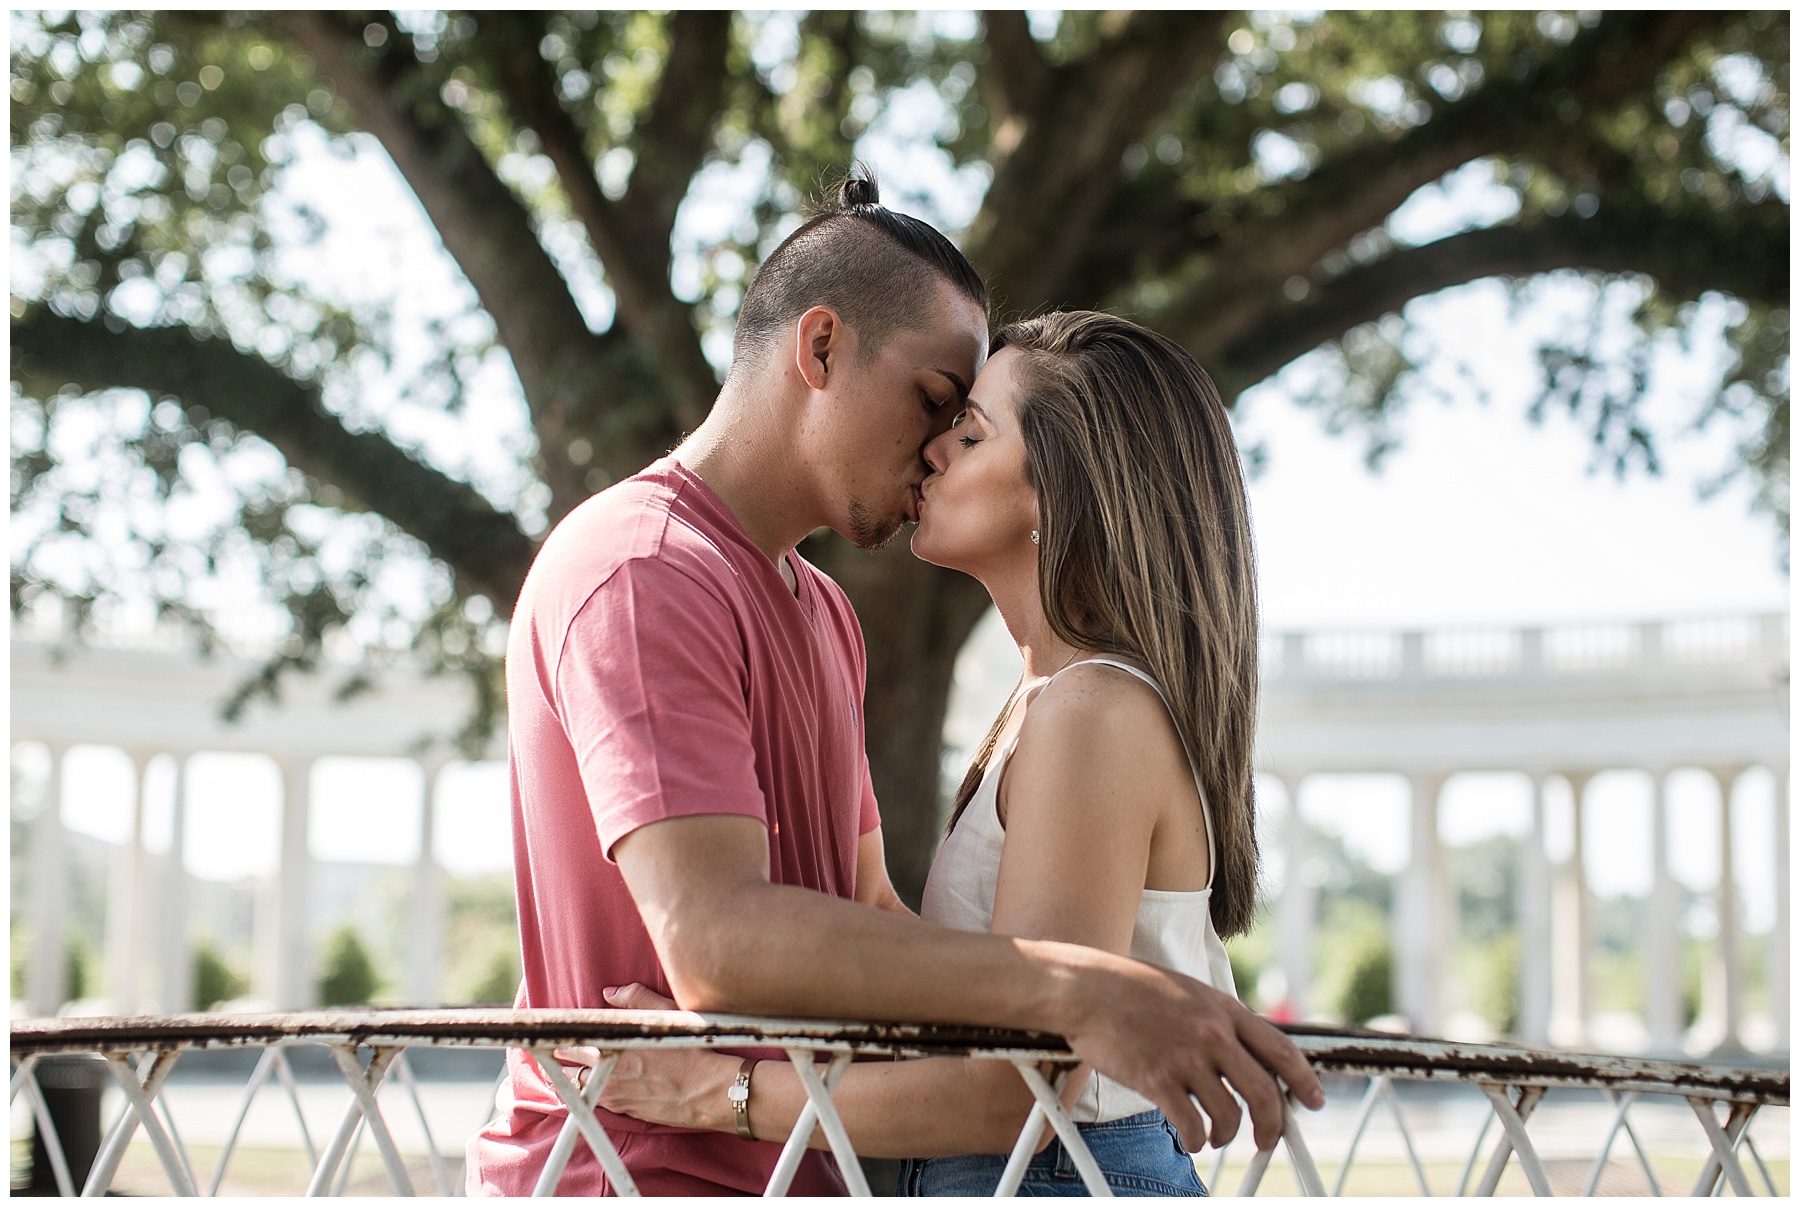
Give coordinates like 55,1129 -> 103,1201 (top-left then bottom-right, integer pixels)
729,1057 -> 759,1141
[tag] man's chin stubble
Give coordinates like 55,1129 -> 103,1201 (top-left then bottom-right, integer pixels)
846,499 -> 905,550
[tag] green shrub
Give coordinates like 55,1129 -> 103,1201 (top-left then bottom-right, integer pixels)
192,938 -> 247,1010
1223,910 -> 1274,1006
1471,934 -> 1520,1037
65,933 -> 89,1004
1227,947 -> 1261,1003
1683,939 -> 1705,1027
1338,936 -> 1393,1025
467,948 -> 521,1006
444,873 -> 522,1004
317,926 -> 380,1007
10,932 -> 90,1006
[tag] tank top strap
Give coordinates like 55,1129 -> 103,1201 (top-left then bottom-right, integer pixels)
1045,657 -> 1219,892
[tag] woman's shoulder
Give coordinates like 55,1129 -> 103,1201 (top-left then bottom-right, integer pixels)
1014,660 -> 1179,765
1035,657 -> 1168,711
1000,658 -> 1194,838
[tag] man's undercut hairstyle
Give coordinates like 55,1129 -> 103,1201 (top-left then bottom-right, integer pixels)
730,173 -> 989,373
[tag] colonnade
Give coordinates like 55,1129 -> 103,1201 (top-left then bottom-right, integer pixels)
14,614 -> 1790,1055
14,636 -> 486,1016
1271,764 -> 1789,1055
19,744 -> 455,1015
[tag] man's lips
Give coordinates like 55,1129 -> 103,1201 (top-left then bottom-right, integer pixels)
906,483 -> 924,524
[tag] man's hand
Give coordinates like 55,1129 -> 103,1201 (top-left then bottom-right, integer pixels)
556,984 -> 742,1132
1060,951 -> 1323,1152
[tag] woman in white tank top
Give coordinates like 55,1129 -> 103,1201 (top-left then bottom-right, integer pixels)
581,312 -> 1265,1195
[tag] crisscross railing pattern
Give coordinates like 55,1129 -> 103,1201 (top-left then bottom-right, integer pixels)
10,1011 -> 1788,1196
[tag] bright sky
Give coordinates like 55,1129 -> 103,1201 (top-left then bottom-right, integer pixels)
26,73 -> 1787,932
1241,279 -> 1786,631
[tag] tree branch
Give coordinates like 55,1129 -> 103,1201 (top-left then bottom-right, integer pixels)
11,311 -> 537,609
484,12 -> 724,430
1208,199 -> 1791,395
276,11 -> 607,517
630,12 -> 735,241
965,11 -> 1228,311
978,11 -> 1049,130
1162,10 -> 1730,353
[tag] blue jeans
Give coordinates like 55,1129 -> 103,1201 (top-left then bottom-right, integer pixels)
897,1109 -> 1208,1196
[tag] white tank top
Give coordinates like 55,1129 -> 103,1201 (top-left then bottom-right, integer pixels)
920,658 -> 1238,1124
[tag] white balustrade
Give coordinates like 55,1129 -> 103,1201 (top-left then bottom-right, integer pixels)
10,1011 -> 1787,1197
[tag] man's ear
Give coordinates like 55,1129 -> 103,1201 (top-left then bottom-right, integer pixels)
793,306 -> 844,391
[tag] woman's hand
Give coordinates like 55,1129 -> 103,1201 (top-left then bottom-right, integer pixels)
552,983 -> 744,1134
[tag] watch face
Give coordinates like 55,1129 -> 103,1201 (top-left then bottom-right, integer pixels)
728,1085 -> 750,1104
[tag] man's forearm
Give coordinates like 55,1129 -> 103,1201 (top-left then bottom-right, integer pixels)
653,878 -> 1098,1036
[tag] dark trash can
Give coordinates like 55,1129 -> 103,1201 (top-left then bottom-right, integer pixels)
20,1055 -> 108,1196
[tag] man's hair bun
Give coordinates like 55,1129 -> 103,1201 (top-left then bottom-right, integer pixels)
733,164 -> 987,374
839,175 -> 880,208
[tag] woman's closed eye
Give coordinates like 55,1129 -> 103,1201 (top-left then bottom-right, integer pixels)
951,410 -> 980,447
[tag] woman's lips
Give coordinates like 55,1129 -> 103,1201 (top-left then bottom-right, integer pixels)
909,483 -> 925,522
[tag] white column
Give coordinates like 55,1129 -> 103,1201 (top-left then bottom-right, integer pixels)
406,756 -> 449,1006
1710,767 -> 1746,1055
103,750 -> 154,1015
25,745 -> 69,1017
1516,775 -> 1553,1045
1644,770 -> 1683,1054
270,756 -> 315,1010
1771,767 -> 1789,1052
157,755 -> 192,1014
1396,773 -> 1447,1036
253,874 -> 280,1006
1276,775 -> 1314,1020
1549,772 -> 1593,1048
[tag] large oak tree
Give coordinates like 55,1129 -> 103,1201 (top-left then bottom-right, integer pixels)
12,11 -> 1788,901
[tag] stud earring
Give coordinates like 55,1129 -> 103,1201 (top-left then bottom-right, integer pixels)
1030,530 -> 1039,544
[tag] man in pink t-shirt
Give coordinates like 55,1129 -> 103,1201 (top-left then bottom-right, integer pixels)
468,456 -> 885,1195
468,179 -> 1321,1196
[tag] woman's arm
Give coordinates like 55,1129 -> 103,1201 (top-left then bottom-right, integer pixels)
990,666 -> 1177,950
855,825 -> 916,917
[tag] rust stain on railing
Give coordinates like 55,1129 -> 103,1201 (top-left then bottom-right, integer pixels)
9,1008 -> 1078,1060
1280,1025 -> 1789,1104
13,1010 -> 1787,1103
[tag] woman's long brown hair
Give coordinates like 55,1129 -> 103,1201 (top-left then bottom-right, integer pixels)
947,311 -> 1262,938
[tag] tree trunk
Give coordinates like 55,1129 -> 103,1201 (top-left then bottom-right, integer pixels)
809,537 -> 993,906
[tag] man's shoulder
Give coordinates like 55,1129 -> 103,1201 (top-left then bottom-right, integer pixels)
523,461 -> 739,613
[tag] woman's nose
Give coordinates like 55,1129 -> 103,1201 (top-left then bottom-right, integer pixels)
922,429 -> 952,474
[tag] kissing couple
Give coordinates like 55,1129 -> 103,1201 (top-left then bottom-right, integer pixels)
466,173 -> 1322,1197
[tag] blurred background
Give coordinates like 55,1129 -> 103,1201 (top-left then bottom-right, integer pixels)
10,9 -> 1788,1074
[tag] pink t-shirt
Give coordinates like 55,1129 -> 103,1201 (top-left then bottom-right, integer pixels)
466,458 -> 880,1197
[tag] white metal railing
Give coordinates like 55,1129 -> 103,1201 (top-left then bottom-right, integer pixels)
1262,612 -> 1786,683
10,1011 -> 1789,1197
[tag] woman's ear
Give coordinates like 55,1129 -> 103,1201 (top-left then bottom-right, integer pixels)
793,306 -> 844,391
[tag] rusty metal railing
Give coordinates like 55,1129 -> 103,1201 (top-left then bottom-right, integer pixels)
10,1011 -> 1789,1197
